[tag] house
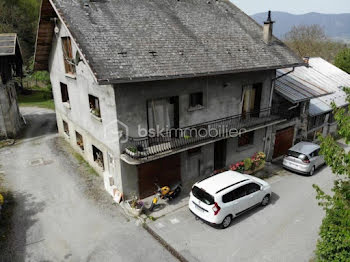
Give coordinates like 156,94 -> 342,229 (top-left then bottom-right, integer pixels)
0,33 -> 23,139
34,0 -> 303,198
307,58 -> 350,140
270,57 -> 350,150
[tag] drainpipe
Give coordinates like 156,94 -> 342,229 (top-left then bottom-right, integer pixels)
288,103 -> 299,111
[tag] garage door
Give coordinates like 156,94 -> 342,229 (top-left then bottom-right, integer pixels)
273,127 -> 295,159
138,154 -> 181,199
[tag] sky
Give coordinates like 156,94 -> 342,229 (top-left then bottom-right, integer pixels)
232,0 -> 350,15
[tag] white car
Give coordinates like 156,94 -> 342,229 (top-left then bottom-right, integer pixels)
189,171 -> 272,229
283,142 -> 325,176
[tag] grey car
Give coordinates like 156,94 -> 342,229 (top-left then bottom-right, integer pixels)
282,142 -> 325,176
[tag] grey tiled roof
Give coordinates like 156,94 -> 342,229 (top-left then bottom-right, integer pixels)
52,0 -> 303,83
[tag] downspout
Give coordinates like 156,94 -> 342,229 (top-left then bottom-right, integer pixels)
288,103 -> 299,111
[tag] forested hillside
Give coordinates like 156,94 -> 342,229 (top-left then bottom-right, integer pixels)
0,0 -> 41,65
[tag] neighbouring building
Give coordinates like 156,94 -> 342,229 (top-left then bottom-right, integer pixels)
307,58 -> 350,140
270,57 -> 350,153
34,0 -> 303,198
0,33 -> 23,139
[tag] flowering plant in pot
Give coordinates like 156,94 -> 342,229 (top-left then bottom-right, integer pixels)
230,161 -> 245,173
126,196 -> 144,216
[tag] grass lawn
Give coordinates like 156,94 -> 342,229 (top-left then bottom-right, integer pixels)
18,88 -> 55,110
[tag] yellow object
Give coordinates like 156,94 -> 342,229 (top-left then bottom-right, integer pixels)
0,193 -> 4,206
152,197 -> 158,204
161,186 -> 170,196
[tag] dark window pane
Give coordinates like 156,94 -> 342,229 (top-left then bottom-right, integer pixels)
246,183 -> 260,195
238,132 -> 254,147
192,186 -> 214,205
189,92 -> 203,108
60,83 -> 69,103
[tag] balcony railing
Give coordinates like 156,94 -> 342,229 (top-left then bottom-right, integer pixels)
123,107 -> 287,160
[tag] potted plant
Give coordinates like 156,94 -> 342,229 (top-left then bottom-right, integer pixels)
125,196 -> 144,216
230,161 -> 245,173
125,146 -> 138,157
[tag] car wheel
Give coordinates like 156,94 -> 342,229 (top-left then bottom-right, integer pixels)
261,194 -> 270,206
309,166 -> 315,176
221,215 -> 232,229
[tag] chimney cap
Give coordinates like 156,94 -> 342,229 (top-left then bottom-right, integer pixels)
264,11 -> 275,24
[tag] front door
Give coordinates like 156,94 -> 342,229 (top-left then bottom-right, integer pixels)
214,140 -> 227,170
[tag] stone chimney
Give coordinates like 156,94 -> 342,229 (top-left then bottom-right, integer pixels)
303,57 -> 310,67
263,11 -> 275,44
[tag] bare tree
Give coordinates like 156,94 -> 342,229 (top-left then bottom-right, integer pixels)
284,24 -> 346,62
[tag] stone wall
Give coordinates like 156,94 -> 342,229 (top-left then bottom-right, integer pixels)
0,81 -> 23,139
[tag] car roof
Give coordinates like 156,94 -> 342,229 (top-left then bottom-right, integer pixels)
195,171 -> 250,196
289,142 -> 320,155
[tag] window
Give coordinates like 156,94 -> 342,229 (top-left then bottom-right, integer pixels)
241,83 -> 262,117
189,92 -> 203,108
308,115 -> 326,130
310,149 -> 320,158
60,83 -> 69,103
238,131 -> 254,147
222,186 -> 247,203
89,95 -> 101,118
76,131 -> 84,151
245,183 -> 261,195
61,37 -> 76,75
92,145 -> 104,169
192,186 -> 214,205
287,150 -> 309,161
63,120 -> 69,136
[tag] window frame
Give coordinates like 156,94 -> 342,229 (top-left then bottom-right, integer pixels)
89,94 -> 101,119
75,131 -> 84,151
189,92 -> 204,109
63,120 -> 69,136
61,36 -> 76,75
60,82 -> 70,104
238,131 -> 254,147
92,145 -> 104,170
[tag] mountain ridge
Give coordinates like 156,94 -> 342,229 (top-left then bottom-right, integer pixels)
251,11 -> 350,41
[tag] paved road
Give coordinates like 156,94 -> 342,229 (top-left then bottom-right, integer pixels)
0,107 -> 176,262
148,164 -> 337,262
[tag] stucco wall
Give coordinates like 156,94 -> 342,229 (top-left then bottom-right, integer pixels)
48,22 -> 125,192
115,70 -> 275,139
226,128 -> 266,164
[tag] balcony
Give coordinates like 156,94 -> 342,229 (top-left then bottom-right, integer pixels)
122,107 -> 287,162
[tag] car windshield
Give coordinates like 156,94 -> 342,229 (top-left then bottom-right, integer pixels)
287,150 -> 309,161
192,186 -> 214,205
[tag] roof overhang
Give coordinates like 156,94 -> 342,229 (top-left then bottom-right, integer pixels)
99,62 -> 305,85
34,0 -> 57,71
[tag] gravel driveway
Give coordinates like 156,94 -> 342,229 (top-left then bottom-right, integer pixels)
0,107 -> 176,262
